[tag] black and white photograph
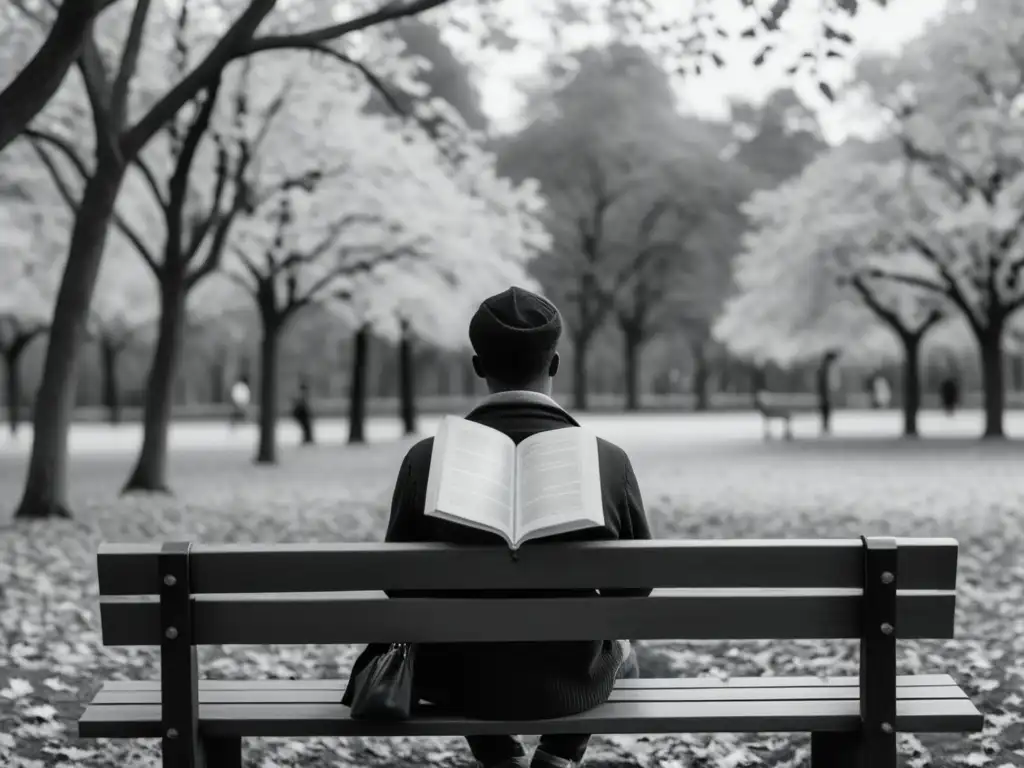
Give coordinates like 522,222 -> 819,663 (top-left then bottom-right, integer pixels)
0,1 -> 1019,766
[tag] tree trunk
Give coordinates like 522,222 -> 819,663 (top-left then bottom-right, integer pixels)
978,326 -> 1005,439
3,347 -> 23,436
572,332 -> 591,411
816,352 -> 838,436
461,354 -> 476,397
123,276 -> 188,492
255,312 -> 281,464
622,327 -> 642,411
1011,353 -> 1024,393
900,333 -> 921,439
398,320 -> 417,436
2,332 -> 40,436
348,324 -> 370,444
99,336 -> 122,426
0,0 -> 102,153
209,355 -> 226,403
691,339 -> 710,412
751,365 -> 767,407
15,161 -> 126,519
436,354 -> 451,396
719,358 -> 733,394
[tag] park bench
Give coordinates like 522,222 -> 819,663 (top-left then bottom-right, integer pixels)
754,391 -> 818,440
80,537 -> 983,768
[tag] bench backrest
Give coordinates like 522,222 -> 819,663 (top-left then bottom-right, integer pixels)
96,537 -> 958,646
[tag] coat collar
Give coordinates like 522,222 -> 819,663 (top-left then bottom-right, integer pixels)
468,390 -> 580,427
477,389 -> 563,409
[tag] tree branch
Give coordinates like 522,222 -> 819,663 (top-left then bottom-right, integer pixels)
22,126 -> 91,177
288,43 -> 410,118
237,0 -> 454,58
0,0 -> 115,153
297,42 -> 474,174
221,266 -> 259,298
903,231 -> 977,320
849,274 -> 908,333
76,32 -> 116,151
184,148 -> 231,266
8,0 -> 52,27
919,307 -> 945,335
227,244 -> 265,286
24,128 -> 161,273
865,267 -> 947,295
131,153 -> 169,212
28,142 -> 81,214
184,154 -> 246,288
289,245 -> 418,314
896,129 -> 973,204
108,0 -> 153,128
281,214 -> 379,270
165,79 -> 223,272
994,207 -> 1024,256
121,0 -> 278,158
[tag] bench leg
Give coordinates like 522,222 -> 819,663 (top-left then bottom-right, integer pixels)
200,736 -> 242,768
811,731 -> 895,768
811,732 -> 863,767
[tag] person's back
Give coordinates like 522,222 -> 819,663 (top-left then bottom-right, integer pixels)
873,376 -> 891,409
341,286 -> 652,768
940,378 -> 958,415
229,378 -> 250,427
292,381 -> 314,444
231,379 -> 250,408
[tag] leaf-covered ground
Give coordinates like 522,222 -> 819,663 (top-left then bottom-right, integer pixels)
1,428 -> 1023,767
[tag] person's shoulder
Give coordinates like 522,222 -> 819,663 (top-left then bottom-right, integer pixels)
595,435 -> 632,465
401,436 -> 435,468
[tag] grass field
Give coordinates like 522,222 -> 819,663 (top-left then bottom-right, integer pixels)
1,414 -> 1023,767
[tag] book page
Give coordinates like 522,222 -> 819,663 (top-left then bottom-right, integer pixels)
514,427 -> 604,543
426,416 -> 517,539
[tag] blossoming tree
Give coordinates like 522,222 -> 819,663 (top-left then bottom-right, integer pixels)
9,0 -> 459,518
849,0 -> 1024,437
714,148 -> 962,437
207,55 -> 548,462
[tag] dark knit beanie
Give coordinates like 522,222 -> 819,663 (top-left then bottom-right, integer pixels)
469,286 -> 562,383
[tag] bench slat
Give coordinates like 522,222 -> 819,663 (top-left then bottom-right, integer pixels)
99,589 -> 956,645
96,538 -> 959,595
77,697 -> 985,739
90,673 -> 959,692
89,684 -> 969,706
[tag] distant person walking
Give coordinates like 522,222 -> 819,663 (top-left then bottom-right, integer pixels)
939,377 -> 960,416
292,380 -> 315,445
230,376 -> 251,427
871,375 -> 892,409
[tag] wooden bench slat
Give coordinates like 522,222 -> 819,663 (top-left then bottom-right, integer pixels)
96,538 -> 959,595
615,674 -> 958,689
77,696 -> 985,739
99,589 -> 956,646
90,673 -> 958,693
89,684 -> 969,706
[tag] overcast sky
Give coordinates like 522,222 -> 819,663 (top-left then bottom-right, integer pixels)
459,0 -> 949,143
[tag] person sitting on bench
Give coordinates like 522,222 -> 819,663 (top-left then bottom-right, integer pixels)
342,286 -> 653,768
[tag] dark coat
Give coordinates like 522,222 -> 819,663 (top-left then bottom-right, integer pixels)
341,398 -> 652,720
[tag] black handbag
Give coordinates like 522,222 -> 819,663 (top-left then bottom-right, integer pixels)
349,642 -> 417,720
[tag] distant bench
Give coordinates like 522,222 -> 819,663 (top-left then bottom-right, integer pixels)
81,538 -> 983,768
754,391 -> 820,440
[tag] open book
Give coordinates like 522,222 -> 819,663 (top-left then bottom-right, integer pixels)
423,415 -> 605,551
